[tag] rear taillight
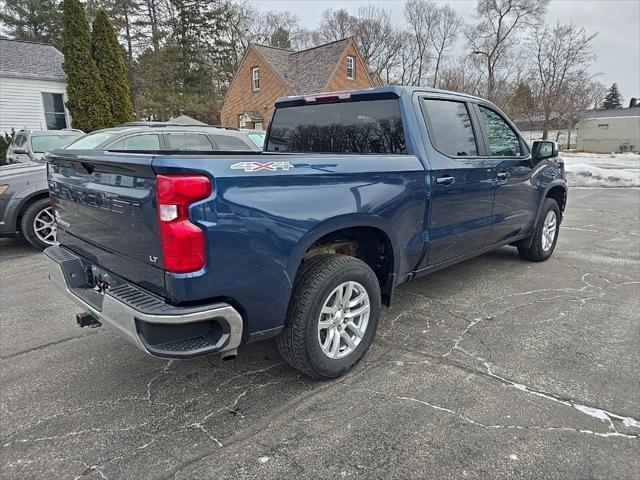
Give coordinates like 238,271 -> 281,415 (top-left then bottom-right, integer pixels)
156,174 -> 211,273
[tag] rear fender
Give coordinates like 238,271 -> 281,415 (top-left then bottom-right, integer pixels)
287,214 -> 399,289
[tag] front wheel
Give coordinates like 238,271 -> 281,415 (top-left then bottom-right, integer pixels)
20,198 -> 57,250
276,254 -> 381,379
518,198 -> 560,262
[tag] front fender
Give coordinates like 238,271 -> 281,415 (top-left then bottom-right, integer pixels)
520,178 -> 567,249
536,179 -> 567,221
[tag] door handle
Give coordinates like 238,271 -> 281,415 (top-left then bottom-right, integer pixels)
496,171 -> 510,179
436,176 -> 456,185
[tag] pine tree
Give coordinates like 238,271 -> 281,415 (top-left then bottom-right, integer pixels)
629,97 -> 638,108
61,0 -> 112,132
270,27 -> 291,49
602,83 -> 623,109
0,0 -> 62,46
92,10 -> 134,125
509,80 -> 535,119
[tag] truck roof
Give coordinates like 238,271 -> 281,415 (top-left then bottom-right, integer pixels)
274,86 -> 489,107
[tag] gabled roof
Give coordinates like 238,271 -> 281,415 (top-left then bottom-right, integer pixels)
251,38 -> 354,95
0,38 -> 65,81
167,114 -> 208,125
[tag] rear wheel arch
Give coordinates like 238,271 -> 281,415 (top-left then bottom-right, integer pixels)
293,225 -> 396,305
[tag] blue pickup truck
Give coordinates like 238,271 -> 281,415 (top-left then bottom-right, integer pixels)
45,86 -> 566,378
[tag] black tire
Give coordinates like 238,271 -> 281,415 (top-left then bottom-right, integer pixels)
20,198 -> 56,250
276,254 -> 381,379
518,198 -> 560,262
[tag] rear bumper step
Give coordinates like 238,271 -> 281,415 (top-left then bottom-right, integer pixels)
44,245 -> 243,359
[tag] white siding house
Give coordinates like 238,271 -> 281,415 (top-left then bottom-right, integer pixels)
0,39 -> 71,134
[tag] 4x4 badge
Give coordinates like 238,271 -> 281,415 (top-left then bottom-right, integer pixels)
230,161 -> 294,172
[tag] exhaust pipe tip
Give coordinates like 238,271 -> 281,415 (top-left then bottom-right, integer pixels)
220,348 -> 238,361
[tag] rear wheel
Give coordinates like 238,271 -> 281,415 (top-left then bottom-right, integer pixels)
20,198 -> 57,250
518,198 -> 560,262
276,254 -> 381,379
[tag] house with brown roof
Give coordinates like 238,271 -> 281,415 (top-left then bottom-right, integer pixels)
220,38 -> 380,130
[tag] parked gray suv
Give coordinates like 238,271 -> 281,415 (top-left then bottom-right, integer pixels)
62,125 -> 261,152
5,129 -> 84,164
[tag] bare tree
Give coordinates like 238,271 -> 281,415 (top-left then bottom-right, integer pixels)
438,55 -> 485,95
467,0 -> 549,101
140,0 -> 165,52
223,0 -> 256,71
249,11 -> 305,49
556,79 -> 604,148
353,5 -> 396,79
531,22 -> 597,139
429,5 -> 462,88
316,9 -> 356,43
404,0 -> 439,86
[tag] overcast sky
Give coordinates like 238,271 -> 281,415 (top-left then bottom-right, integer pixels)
253,0 -> 640,102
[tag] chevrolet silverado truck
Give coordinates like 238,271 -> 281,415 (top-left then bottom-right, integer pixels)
44,87 -> 567,379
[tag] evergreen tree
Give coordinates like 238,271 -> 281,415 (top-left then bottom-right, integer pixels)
602,83 -> 623,109
92,9 -> 134,125
61,0 -> 112,132
270,27 -> 291,49
0,0 -> 62,46
509,80 -> 535,119
629,97 -> 638,108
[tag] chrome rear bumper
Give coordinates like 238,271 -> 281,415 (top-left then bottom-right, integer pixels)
44,245 -> 243,358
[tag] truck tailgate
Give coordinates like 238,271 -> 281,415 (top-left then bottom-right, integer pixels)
47,151 -> 165,296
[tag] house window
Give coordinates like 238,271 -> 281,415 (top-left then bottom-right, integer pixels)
252,67 -> 260,91
346,56 -> 355,79
598,124 -> 609,130
42,93 -> 68,129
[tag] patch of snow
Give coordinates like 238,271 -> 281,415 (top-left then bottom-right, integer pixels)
509,454 -> 518,461
574,404 -> 611,422
258,456 -> 270,464
561,152 -> 640,187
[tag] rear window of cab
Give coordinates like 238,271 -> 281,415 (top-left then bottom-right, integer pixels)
266,99 -> 406,154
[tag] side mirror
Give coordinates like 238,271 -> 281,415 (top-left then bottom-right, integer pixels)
13,148 -> 27,154
531,140 -> 558,163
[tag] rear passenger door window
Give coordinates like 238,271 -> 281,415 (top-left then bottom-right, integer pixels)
165,133 -> 214,151
422,99 -> 478,157
478,106 -> 523,157
211,135 -> 251,151
107,134 -> 160,151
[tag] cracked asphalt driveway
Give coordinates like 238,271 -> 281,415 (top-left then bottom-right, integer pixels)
1,188 -> 639,479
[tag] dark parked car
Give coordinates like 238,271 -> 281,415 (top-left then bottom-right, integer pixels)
1,124 -> 260,250
5,129 -> 84,164
46,86 -> 566,378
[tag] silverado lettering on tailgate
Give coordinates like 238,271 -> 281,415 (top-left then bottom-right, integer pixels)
49,181 -> 142,215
